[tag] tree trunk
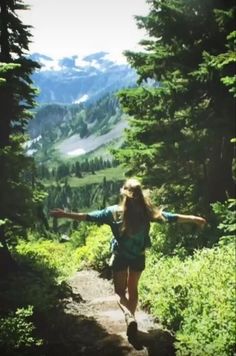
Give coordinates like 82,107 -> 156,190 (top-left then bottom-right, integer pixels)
0,0 -> 12,148
207,137 -> 235,202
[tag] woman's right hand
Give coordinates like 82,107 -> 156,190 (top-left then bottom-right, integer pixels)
49,208 -> 66,218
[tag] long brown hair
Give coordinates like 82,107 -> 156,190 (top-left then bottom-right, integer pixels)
119,178 -> 161,236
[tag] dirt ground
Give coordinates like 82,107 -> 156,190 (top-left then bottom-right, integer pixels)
50,269 -> 176,356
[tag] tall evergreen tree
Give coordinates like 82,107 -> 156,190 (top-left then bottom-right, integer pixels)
0,0 -> 40,250
0,0 -> 39,145
115,0 -> 235,212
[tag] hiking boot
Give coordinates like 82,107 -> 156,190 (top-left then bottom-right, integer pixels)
128,335 -> 144,351
125,313 -> 137,338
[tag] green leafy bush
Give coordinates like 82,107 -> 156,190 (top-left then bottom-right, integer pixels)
149,222 -> 188,258
0,306 -> 42,350
74,224 -> 111,271
14,240 -> 78,282
140,243 -> 235,355
5,240 -> 79,314
212,198 -> 236,245
149,219 -> 209,258
69,222 -> 95,248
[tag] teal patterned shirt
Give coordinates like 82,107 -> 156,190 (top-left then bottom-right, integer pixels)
87,205 -> 177,259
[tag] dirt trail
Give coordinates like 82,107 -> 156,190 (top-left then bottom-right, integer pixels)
59,270 -> 176,356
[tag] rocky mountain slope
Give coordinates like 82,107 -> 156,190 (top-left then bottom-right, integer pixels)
27,52 -> 137,161
27,93 -> 127,160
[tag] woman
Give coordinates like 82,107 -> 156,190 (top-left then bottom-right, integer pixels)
50,178 -> 206,345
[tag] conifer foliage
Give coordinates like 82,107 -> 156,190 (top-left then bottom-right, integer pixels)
115,0 -> 235,211
0,0 -> 40,248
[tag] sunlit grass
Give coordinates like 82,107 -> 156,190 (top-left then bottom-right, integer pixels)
42,166 -> 125,187
68,166 -> 125,187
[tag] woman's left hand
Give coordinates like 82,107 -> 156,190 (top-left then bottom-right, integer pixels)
195,216 -> 207,228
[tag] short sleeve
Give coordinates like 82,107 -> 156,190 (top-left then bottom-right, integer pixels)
162,211 -> 178,222
86,205 -> 117,224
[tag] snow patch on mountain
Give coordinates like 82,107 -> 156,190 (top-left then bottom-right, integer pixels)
57,120 -> 128,157
73,94 -> 89,104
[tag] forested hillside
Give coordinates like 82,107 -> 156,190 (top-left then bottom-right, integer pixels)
29,93 -> 122,139
0,1 -> 235,355
26,93 -> 126,217
27,92 -> 126,162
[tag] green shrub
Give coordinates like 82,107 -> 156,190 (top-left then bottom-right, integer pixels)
69,222 -> 95,248
0,306 -> 42,350
6,240 -> 79,313
140,244 -> 235,355
149,218 -> 209,258
177,245 -> 235,355
14,240 -> 78,282
212,198 -> 236,245
0,271 -> 62,313
140,253 -> 187,329
74,224 -> 111,271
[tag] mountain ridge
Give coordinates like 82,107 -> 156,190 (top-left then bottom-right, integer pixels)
31,52 -> 137,105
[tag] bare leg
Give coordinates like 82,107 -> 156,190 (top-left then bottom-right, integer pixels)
113,269 -> 142,316
127,269 -> 142,315
113,269 -> 144,348
113,270 -> 131,315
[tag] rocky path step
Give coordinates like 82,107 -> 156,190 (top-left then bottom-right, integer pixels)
64,270 -> 176,356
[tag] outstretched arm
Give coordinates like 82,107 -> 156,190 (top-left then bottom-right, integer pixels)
175,214 -> 206,227
159,210 -> 206,227
50,208 -> 87,221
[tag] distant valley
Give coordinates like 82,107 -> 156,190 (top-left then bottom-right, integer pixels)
28,51 -> 136,162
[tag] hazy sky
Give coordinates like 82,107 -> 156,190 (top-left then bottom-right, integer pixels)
18,0 -> 150,61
